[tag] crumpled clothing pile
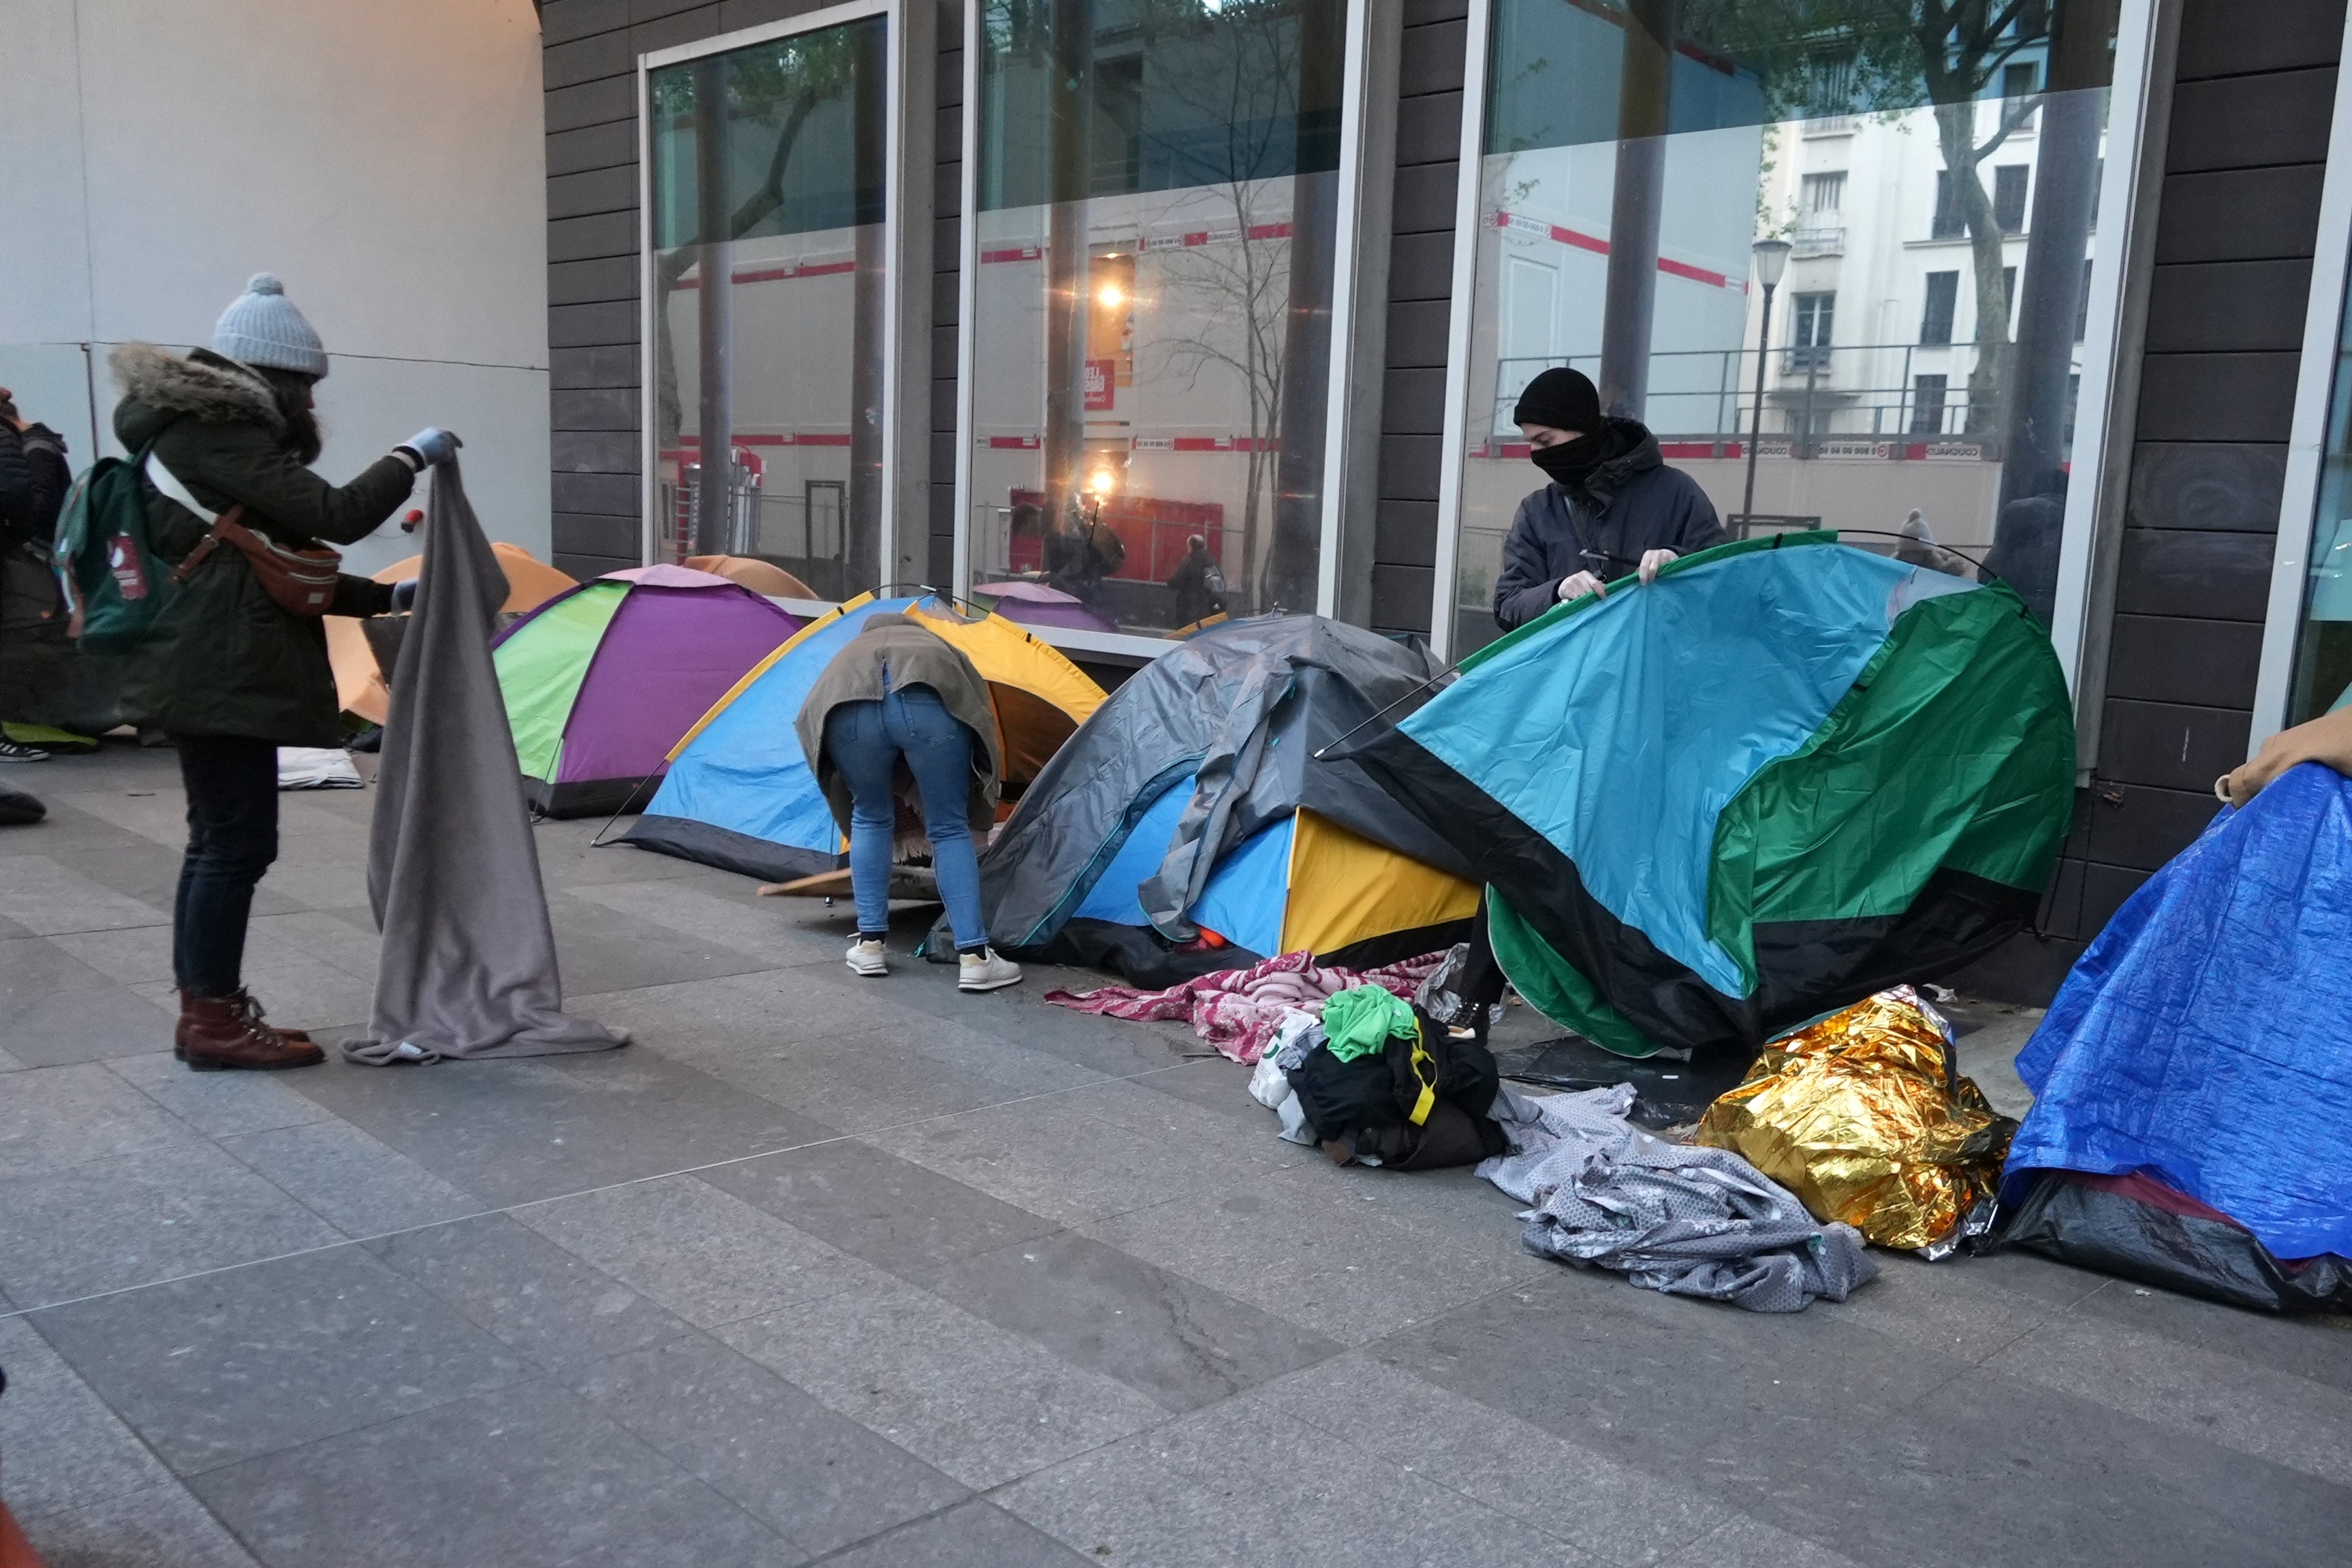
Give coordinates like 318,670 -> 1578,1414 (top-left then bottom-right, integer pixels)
1249,1011 -> 1324,1146
1695,986 -> 2013,1255
1045,949 -> 1445,1063
1479,1084 -> 1877,1313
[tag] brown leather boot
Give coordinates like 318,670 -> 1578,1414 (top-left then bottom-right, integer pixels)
175,988 -> 313,1059
233,989 -> 312,1044
178,992 -> 325,1071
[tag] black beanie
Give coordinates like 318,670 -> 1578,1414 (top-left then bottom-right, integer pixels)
1512,366 -> 1601,434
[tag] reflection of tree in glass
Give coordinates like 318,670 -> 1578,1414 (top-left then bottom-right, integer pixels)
1696,1 -> 2063,432
650,36 -> 864,452
1129,0 -> 1308,612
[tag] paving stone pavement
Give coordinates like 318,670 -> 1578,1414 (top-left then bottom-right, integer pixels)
2,743 -> 2349,1567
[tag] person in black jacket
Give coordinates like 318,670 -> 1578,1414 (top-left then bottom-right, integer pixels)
0,390 -> 74,762
1490,368 -> 1727,631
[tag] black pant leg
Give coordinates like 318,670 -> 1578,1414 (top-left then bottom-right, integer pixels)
1458,893 -> 1508,1014
172,736 -> 280,998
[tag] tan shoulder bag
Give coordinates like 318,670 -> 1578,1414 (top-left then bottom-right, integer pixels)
146,453 -> 342,616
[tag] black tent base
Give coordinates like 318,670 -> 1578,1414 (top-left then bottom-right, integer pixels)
1007,920 -> 1269,988
1998,1171 -> 2352,1314
1492,1036 -> 1755,1131
999,918 -> 1475,991
527,774 -> 665,820
621,814 -> 838,884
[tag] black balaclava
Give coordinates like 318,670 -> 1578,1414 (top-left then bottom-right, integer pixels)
1530,430 -> 1613,489
1514,366 -> 1608,489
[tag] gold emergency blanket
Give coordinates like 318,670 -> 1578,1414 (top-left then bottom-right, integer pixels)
1695,988 -> 2016,1252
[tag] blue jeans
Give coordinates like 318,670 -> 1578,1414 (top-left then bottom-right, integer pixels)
822,685 -> 988,950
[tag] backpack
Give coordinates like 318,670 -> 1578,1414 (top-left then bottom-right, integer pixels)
52,447 -> 170,653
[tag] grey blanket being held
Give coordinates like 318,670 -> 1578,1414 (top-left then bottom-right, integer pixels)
1480,1086 -> 1875,1313
345,458 -> 627,1065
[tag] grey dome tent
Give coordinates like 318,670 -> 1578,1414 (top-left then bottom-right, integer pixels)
977,615 -> 1479,986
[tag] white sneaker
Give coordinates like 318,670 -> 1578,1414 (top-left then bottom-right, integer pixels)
958,947 -> 1022,992
846,936 -> 889,977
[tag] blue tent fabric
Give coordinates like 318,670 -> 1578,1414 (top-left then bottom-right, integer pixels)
627,597 -> 914,878
1069,777 -> 1195,926
1069,770 -> 1291,958
2003,762 -> 2352,1261
1402,544 -> 1974,994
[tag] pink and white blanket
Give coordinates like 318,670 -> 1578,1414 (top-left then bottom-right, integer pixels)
1045,949 -> 1447,1064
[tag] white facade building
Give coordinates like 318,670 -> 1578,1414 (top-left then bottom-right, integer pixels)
1,0 -> 552,575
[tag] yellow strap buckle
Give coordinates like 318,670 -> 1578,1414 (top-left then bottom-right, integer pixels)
1406,1019 -> 1437,1127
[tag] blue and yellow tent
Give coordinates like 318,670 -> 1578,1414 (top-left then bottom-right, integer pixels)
623,594 -> 1104,881
981,615 -> 1481,984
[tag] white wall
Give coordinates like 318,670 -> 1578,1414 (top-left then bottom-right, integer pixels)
0,0 -> 550,576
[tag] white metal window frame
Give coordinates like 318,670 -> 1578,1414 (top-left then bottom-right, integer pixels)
1426,0 -> 2169,688
2249,1 -> 2352,751
636,0 -> 911,594
950,0 -> 1383,661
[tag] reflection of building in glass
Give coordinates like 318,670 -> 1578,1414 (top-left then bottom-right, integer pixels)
2289,300 -> 2352,722
966,0 -> 1344,638
646,16 -> 890,601
1448,0 -> 2115,654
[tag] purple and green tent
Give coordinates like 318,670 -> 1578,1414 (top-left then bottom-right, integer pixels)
491,564 -> 803,817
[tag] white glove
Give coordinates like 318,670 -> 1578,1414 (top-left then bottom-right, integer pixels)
396,428 -> 461,467
1638,548 -> 1678,584
1556,570 -> 1607,603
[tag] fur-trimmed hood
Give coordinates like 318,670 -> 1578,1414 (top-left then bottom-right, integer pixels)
110,342 -> 285,450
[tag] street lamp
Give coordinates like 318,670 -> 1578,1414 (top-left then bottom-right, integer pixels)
1740,238 -> 1791,535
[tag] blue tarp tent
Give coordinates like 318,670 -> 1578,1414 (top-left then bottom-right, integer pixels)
1999,762 -> 2352,1307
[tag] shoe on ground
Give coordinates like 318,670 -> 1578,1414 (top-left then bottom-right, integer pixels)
847,936 -> 889,977
177,990 -> 324,1071
0,739 -> 50,762
175,988 -> 313,1059
958,947 -> 1022,992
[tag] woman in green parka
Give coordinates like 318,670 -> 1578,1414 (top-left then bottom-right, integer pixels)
112,273 -> 457,1071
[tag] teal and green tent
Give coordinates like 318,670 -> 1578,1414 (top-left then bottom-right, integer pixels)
1349,535 -> 2075,1058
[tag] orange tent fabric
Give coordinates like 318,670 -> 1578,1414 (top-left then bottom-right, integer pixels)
328,543 -> 578,724
684,554 -> 816,599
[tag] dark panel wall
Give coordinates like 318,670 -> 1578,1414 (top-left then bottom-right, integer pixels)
538,0 -> 956,582
931,5 -> 962,587
1955,0 -> 2346,1003
1368,0 -> 1471,634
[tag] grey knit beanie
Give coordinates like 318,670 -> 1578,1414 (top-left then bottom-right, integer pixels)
213,272 -> 328,379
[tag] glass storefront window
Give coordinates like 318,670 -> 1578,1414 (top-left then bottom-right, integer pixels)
962,0 -> 1347,640
2287,267 -> 2352,725
1443,0 -> 2124,656
647,14 -> 890,599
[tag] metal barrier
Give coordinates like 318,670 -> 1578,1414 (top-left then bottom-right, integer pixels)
1489,342 -> 2035,453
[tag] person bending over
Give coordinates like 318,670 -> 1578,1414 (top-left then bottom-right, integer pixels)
796,612 -> 1025,993
1491,367 -> 1726,631
115,273 -> 455,1071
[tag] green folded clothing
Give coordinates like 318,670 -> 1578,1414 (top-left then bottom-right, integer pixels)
1322,983 -> 1418,1062
3,721 -> 97,752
